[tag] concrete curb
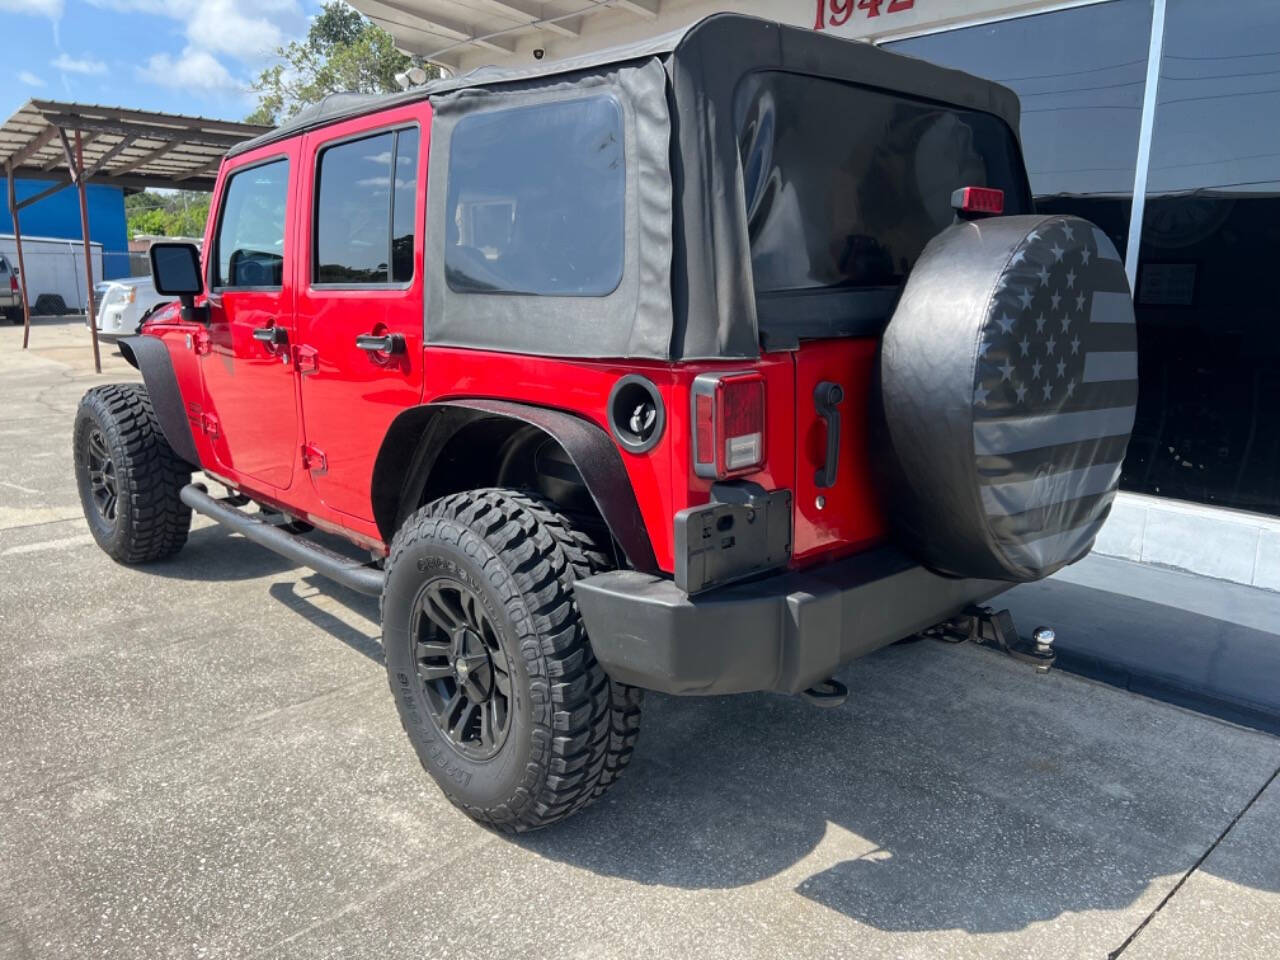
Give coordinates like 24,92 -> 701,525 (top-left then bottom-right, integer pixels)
1094,491 -> 1280,591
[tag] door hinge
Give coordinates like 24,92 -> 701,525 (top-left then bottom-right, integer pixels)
193,329 -> 211,355
293,344 -> 318,374
301,442 -> 327,474
199,412 -> 220,439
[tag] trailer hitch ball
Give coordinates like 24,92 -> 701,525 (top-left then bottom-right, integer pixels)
1032,626 -> 1055,657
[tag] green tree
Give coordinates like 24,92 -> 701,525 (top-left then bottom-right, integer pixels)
247,2 -> 436,126
125,190 -> 211,239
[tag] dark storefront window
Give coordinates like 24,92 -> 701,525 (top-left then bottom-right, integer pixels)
1128,0 -> 1280,515
886,0 -> 1152,270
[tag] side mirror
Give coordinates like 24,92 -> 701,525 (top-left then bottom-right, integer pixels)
148,242 -> 207,323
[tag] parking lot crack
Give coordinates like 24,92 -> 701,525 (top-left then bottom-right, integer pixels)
1108,761 -> 1280,958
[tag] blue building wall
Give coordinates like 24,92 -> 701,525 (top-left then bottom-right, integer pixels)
0,178 -> 130,279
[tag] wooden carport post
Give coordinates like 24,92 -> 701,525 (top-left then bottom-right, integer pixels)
5,163 -> 33,350
75,131 -> 102,374
58,127 -> 101,373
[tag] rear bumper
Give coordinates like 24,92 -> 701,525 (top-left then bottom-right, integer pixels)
574,547 -> 1009,695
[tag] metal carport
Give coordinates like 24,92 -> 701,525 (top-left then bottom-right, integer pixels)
0,100 -> 268,372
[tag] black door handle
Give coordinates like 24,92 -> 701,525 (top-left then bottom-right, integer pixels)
814,380 -> 844,489
355,332 -> 405,355
252,325 -> 287,346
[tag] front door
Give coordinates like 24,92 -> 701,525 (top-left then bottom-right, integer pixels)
200,148 -> 300,491
293,113 -> 426,520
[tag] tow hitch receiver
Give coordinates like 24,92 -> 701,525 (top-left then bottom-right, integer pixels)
929,606 -> 1056,673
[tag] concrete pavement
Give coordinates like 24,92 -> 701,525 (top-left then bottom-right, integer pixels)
1,319 -> 1278,959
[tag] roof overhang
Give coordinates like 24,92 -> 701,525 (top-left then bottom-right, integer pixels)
0,100 -> 271,191
349,0 -> 1099,73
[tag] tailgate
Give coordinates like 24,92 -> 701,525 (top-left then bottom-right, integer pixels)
792,338 -> 889,564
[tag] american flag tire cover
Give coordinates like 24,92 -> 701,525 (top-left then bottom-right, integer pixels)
875,214 -> 1137,583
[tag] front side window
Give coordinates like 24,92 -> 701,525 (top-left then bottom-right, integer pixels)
445,96 -> 625,297
314,127 -> 420,285
215,158 -> 289,289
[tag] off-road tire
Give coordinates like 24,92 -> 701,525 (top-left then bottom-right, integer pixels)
382,488 -> 642,832
3,306 -> 21,325
73,383 -> 192,563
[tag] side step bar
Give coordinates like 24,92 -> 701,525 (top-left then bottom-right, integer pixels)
180,484 -> 385,597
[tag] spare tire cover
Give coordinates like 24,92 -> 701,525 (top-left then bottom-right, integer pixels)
875,214 -> 1137,582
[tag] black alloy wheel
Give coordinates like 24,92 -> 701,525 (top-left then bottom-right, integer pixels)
411,577 -> 514,760
85,428 -> 119,524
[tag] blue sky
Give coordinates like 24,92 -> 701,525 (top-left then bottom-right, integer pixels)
1,0 -> 327,123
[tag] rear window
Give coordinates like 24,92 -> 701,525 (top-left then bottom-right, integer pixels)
445,95 -> 625,297
735,71 -> 1030,295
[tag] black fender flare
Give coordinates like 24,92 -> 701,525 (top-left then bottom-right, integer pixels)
118,335 -> 199,466
371,399 -> 659,574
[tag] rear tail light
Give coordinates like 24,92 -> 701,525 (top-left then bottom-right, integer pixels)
692,372 -> 766,479
951,186 -> 1004,216
8,274 -> 16,292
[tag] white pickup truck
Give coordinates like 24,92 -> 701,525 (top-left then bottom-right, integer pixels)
93,276 -> 170,337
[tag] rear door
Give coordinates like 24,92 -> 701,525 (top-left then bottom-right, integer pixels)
200,146 -> 300,491
293,108 -> 427,520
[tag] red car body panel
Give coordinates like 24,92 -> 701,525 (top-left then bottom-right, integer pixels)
293,105 -> 431,523
145,99 -> 890,573
791,338 -> 890,563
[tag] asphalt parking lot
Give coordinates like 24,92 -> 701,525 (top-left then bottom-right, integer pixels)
2,320 -> 1279,959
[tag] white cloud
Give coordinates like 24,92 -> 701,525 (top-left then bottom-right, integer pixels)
0,0 -> 63,17
136,47 -> 241,93
51,53 -> 107,75
18,70 -> 45,87
88,0 -> 302,63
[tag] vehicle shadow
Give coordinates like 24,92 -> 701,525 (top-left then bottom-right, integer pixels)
266,578 -> 383,665
146,522 -> 372,584
259,570 -> 1280,935
140,523 -> 302,581
511,637 -> 1280,934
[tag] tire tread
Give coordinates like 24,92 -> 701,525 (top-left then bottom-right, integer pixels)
383,487 -> 641,832
75,383 -> 190,563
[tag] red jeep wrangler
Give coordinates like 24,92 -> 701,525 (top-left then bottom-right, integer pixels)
73,15 -> 1137,831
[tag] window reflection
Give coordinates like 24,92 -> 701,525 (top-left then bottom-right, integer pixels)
216,159 -> 289,289
1127,0 -> 1280,515
886,0 -> 1152,260
445,96 -> 625,297
315,132 -> 394,284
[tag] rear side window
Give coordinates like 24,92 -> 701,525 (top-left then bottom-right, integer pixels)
313,127 -> 420,285
736,71 -> 1030,294
215,158 -> 289,289
445,96 -> 625,297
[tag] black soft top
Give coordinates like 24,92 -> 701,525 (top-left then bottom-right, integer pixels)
230,15 -> 1025,362
230,15 -> 1020,159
